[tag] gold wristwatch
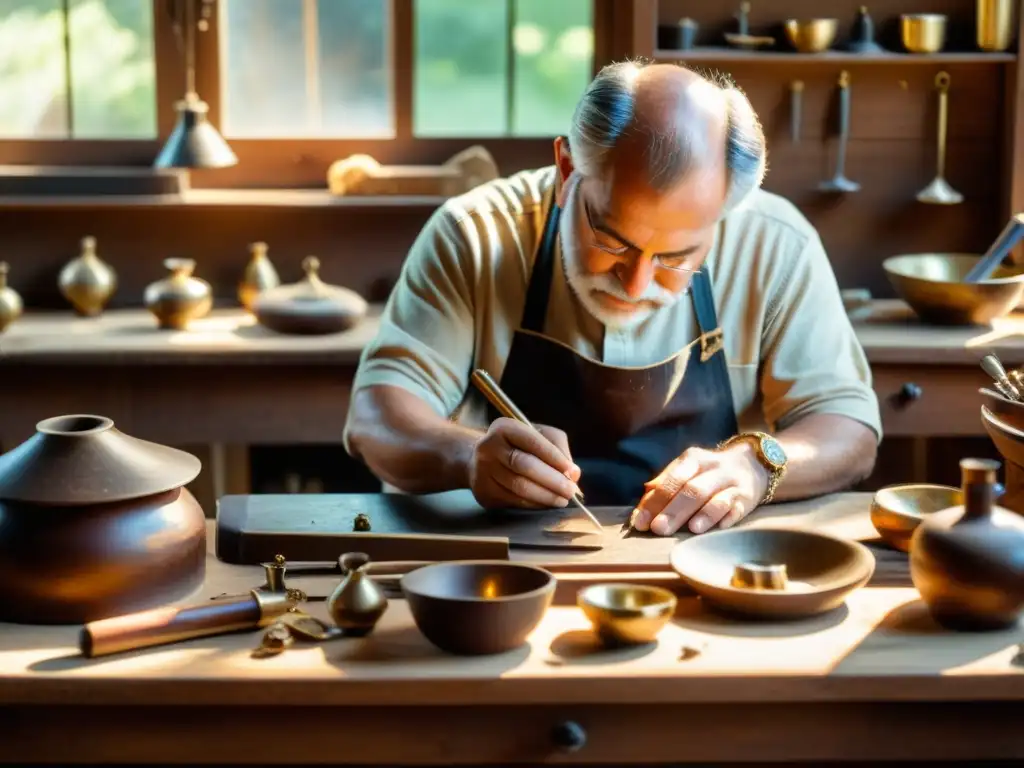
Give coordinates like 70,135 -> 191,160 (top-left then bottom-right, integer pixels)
718,431 -> 787,504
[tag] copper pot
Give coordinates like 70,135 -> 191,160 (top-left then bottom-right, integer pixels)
0,414 -> 206,624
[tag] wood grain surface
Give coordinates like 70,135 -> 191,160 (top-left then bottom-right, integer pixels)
2,492 -> 1023,764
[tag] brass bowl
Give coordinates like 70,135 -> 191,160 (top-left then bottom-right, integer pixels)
980,387 -> 1024,432
577,583 -> 677,646
900,13 -> 947,53
883,254 -> 1024,326
669,528 -> 875,620
401,561 -> 555,655
982,405 -> 1024,468
783,19 -> 838,53
870,484 -> 962,553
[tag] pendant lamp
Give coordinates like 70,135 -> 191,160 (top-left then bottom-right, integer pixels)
154,0 -> 237,169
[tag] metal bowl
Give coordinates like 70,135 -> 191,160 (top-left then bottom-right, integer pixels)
669,528 -> 875,620
577,583 -> 677,646
980,387 -> 1024,432
870,484 -> 962,553
401,561 -> 555,655
901,13 -> 947,53
783,19 -> 838,52
982,405 -> 1024,468
883,254 -> 1024,326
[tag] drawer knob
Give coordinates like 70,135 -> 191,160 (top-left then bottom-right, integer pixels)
551,720 -> 587,752
897,382 -> 923,404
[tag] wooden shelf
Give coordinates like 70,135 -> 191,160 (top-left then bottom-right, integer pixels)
654,48 -> 1018,63
0,188 -> 449,210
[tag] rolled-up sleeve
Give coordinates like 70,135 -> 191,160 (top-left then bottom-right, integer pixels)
759,233 -> 882,441
343,205 -> 476,446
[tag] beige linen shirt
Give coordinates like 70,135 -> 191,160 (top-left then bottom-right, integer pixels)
343,166 -> 881,452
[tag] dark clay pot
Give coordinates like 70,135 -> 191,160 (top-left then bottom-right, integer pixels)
0,488 -> 206,624
909,458 -> 1024,631
0,414 -> 206,624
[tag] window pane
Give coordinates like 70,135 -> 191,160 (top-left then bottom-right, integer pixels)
68,0 -> 156,138
221,0 -> 391,138
414,0 -> 508,138
511,0 -> 591,137
0,0 -> 155,138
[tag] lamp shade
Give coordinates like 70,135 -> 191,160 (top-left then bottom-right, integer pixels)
154,93 -> 238,170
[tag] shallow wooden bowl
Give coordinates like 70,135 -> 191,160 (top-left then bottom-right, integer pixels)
870,484 -> 962,553
669,528 -> 875,620
577,583 -> 677,646
401,561 -> 555,655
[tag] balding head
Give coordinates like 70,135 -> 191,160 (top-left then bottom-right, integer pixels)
568,61 -> 766,215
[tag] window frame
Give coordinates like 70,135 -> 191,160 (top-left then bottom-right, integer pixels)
0,0 -> 624,188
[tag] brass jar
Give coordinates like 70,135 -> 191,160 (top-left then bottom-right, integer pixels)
144,258 -> 213,330
238,241 -> 280,312
326,552 -> 388,636
0,261 -> 23,333
58,236 -> 117,317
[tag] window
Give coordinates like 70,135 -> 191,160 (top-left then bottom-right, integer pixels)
220,0 -> 391,138
218,0 -> 593,140
0,0 -> 157,138
414,0 -> 593,137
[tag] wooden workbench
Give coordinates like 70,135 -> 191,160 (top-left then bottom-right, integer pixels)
0,492 -> 1021,765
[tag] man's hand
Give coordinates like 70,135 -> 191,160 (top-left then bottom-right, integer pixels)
468,418 -> 582,509
631,443 -> 769,536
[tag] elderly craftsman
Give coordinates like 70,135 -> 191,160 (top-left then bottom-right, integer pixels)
344,61 -> 881,537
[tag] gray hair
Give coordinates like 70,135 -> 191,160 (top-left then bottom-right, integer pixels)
567,61 -> 767,215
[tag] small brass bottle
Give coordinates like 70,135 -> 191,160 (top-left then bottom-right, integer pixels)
143,258 -> 213,330
0,261 -> 23,333
58,236 -> 117,317
238,241 -> 280,312
326,552 -> 388,636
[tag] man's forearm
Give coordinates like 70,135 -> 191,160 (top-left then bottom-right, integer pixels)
771,413 -> 878,502
346,385 -> 481,494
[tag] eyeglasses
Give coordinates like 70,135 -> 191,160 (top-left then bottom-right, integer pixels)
582,199 -> 696,273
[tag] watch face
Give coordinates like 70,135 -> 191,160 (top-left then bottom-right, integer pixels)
761,436 -> 787,468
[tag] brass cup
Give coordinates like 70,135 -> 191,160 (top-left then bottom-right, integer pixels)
783,19 -> 838,53
870,484 -> 962,552
977,0 -> 1014,52
901,14 -> 948,53
577,583 -> 677,646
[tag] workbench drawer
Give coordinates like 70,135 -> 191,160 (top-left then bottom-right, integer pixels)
873,365 -> 990,437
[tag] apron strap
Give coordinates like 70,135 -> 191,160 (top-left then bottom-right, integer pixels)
691,269 -> 725,362
519,201 -> 561,333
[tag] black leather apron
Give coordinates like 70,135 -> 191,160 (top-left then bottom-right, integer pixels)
487,201 -> 740,506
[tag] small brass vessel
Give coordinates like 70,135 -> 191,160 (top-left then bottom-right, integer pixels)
326,552 -> 388,636
0,262 -> 23,333
143,258 -> 213,330
578,583 -> 676,646
977,0 -> 1014,52
58,236 -> 117,317
731,561 -> 788,590
870,484 -> 962,552
783,19 -> 838,53
901,14 -> 947,53
238,241 -> 280,312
